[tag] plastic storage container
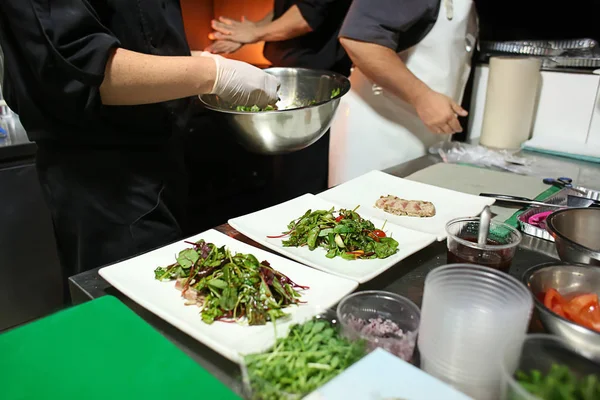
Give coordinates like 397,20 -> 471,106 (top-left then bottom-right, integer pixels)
418,264 -> 533,399
337,290 -> 420,361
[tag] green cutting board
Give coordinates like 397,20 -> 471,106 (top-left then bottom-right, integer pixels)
0,296 -> 240,400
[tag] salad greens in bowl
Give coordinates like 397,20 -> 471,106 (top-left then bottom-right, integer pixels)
502,334 -> 600,400
241,313 -> 366,400
199,67 -> 350,155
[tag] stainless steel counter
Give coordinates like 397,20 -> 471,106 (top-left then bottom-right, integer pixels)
68,152 -> 600,395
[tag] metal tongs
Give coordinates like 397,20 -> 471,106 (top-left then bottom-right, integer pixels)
479,193 -> 600,209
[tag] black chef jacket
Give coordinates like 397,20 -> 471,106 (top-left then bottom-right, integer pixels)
0,0 -> 193,147
339,0 -> 440,53
0,1 -> 195,296
263,0 -> 352,76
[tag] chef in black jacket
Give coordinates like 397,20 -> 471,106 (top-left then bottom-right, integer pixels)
208,0 -> 352,202
0,1 -> 278,295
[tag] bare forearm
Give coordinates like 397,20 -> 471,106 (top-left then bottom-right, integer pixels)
256,6 -> 312,42
340,38 -> 431,106
99,48 -> 216,106
257,11 -> 274,26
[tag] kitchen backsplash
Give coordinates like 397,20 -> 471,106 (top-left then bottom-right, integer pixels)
181,0 -> 273,66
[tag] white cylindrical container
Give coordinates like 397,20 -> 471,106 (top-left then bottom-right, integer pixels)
479,57 -> 542,150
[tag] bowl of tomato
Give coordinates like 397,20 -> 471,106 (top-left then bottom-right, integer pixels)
523,262 -> 600,361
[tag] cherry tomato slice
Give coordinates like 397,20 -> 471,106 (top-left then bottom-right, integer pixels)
543,288 -> 565,310
372,229 -> 386,238
551,304 -> 566,318
335,215 -> 344,222
576,308 -> 600,332
567,293 -> 598,314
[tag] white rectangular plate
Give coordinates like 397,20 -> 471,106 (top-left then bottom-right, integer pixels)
228,194 -> 437,283
99,229 -> 357,363
304,348 -> 473,400
318,170 -> 496,240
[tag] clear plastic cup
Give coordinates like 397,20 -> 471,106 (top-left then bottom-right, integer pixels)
337,290 -> 420,362
418,264 -> 533,399
500,334 -> 600,400
446,217 -> 522,273
422,353 -> 503,400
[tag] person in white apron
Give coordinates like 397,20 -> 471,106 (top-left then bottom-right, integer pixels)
329,0 -> 478,186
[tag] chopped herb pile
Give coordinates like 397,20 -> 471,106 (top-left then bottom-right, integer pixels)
331,87 -> 341,98
244,319 -> 366,399
516,363 -> 600,400
154,240 -> 308,325
271,207 -> 399,260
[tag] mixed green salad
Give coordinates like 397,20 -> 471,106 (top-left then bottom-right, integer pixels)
154,240 -> 308,325
235,104 -> 277,112
244,319 -> 366,399
235,88 -> 342,112
515,363 -> 600,400
270,207 -> 399,260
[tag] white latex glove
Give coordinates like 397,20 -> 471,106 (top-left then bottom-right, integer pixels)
197,52 -> 279,108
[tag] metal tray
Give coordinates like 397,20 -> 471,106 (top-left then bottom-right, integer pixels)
480,39 -> 598,56
517,185 -> 600,241
479,39 -> 600,69
518,207 -> 556,242
574,185 -> 600,201
543,57 -> 600,68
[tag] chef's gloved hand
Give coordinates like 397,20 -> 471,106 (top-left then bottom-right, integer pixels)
198,52 -> 279,108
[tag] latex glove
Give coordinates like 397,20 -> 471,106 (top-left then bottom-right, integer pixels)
198,52 -> 279,108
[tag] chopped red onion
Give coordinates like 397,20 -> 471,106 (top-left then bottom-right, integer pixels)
343,316 -> 417,361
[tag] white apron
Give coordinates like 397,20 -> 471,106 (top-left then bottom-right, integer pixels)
329,0 -> 478,186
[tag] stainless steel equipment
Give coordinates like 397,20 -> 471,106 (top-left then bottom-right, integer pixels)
479,193 -> 564,208
546,208 -> 600,265
523,263 -> 600,361
518,207 -> 556,242
479,39 -> 600,69
479,193 -> 600,209
200,68 -> 350,155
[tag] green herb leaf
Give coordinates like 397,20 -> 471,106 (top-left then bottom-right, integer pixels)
208,278 -> 227,290
155,241 -> 307,326
244,319 -> 366,399
176,248 -> 200,269
276,207 -> 399,261
516,363 -> 600,399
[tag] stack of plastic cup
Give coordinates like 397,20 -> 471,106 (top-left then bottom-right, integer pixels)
418,264 -> 533,400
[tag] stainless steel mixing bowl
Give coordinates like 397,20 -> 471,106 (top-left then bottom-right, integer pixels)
546,208 -> 600,266
199,67 -> 350,155
523,262 -> 600,361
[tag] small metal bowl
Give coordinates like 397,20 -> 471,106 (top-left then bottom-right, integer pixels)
546,208 -> 600,266
200,67 -> 350,155
522,262 -> 600,361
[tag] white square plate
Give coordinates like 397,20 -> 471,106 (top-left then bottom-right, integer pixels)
304,348 -> 473,400
228,194 -> 437,283
99,229 -> 358,363
318,170 -> 496,240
